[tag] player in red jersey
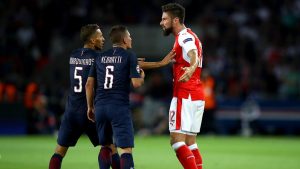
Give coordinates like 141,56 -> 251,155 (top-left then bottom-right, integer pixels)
160,3 -> 204,169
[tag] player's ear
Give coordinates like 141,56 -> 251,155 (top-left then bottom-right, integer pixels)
122,37 -> 127,45
90,38 -> 95,44
173,17 -> 179,24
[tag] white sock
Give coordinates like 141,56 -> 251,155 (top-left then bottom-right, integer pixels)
188,144 -> 198,150
172,142 -> 185,151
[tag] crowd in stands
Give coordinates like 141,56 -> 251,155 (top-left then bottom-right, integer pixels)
0,0 -> 299,134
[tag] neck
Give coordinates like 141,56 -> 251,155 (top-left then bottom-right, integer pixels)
173,24 -> 186,36
113,44 -> 127,49
83,44 -> 94,50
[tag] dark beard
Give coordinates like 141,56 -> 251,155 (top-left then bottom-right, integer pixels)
162,27 -> 172,36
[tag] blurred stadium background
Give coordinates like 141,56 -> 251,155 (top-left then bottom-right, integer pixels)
0,0 -> 300,168
1,0 -> 300,136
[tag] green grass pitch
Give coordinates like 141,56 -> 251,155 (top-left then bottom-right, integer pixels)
0,135 -> 300,169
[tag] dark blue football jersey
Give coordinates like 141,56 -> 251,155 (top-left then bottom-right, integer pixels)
89,47 -> 141,105
66,48 -> 97,113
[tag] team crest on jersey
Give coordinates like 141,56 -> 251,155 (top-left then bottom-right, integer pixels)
183,38 -> 192,43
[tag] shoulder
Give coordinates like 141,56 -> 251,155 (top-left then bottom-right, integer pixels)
102,48 -> 114,54
117,49 -> 136,59
178,29 -> 195,44
126,49 -> 136,57
85,48 -> 98,55
126,50 -> 138,62
70,48 -> 81,56
93,50 -> 103,57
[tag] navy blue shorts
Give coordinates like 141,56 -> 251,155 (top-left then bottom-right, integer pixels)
95,104 -> 134,148
57,110 -> 99,147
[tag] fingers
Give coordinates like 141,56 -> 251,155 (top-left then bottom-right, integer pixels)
87,113 -> 93,122
168,51 -> 176,58
87,110 -> 95,122
169,50 -> 175,54
178,74 -> 188,82
88,116 -> 95,123
178,67 -> 190,82
181,67 -> 188,70
140,69 -> 145,78
178,70 -> 188,82
138,58 -> 145,61
140,68 -> 144,74
88,115 -> 95,122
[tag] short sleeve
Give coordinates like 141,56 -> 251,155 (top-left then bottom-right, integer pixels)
88,61 -> 96,78
178,33 -> 197,54
129,53 -> 141,78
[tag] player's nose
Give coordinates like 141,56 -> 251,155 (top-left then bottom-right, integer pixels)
160,20 -> 163,26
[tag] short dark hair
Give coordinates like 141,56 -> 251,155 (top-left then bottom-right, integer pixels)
109,25 -> 127,44
161,3 -> 185,24
80,24 -> 100,44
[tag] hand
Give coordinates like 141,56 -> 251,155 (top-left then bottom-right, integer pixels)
178,66 -> 195,82
138,58 -> 145,66
139,68 -> 145,78
160,50 -> 176,66
138,58 -> 145,62
87,107 -> 95,122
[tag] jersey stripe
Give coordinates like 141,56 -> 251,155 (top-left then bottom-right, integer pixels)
176,98 -> 182,130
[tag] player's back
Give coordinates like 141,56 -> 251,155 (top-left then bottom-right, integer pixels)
67,48 -> 96,111
93,47 -> 137,105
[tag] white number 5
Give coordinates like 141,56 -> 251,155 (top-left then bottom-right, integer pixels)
104,66 -> 114,89
74,66 -> 83,92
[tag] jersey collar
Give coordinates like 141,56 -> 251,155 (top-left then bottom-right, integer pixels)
177,28 -> 190,36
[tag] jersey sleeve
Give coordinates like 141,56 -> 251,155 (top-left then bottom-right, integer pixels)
88,60 -> 96,78
129,53 -> 141,78
178,33 -> 198,55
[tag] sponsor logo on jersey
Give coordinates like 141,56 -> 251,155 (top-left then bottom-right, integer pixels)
183,38 -> 193,44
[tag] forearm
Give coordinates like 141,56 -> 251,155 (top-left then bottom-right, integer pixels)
86,87 -> 94,108
188,49 -> 198,71
139,61 -> 163,70
85,78 -> 95,108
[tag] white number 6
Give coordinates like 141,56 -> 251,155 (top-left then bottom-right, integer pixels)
104,66 -> 114,89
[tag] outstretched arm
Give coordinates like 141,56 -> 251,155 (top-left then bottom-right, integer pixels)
138,50 -> 175,69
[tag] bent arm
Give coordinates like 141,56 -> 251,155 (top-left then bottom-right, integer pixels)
131,69 -> 145,88
178,49 -> 199,82
187,49 -> 199,72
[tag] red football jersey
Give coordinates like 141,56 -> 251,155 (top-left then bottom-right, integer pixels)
172,28 -> 204,100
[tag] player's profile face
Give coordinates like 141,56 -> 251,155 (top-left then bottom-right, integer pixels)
93,29 -> 105,50
160,12 -> 173,36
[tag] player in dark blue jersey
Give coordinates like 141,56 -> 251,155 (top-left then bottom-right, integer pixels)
49,24 -> 119,169
86,25 -> 145,169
